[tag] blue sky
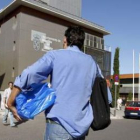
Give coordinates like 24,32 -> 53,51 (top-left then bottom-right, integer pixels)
1,0 -> 140,74
82,0 -> 140,74
0,0 -> 12,10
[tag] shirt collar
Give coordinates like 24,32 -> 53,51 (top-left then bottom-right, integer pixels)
66,45 -> 81,52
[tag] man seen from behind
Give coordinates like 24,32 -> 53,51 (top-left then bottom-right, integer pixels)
8,26 -> 112,139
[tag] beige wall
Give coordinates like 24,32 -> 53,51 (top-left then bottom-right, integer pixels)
0,14 -> 20,90
0,8 -> 111,89
0,12 -> 67,89
18,12 -> 66,72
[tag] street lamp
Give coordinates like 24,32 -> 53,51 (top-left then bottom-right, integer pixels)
114,74 -> 119,116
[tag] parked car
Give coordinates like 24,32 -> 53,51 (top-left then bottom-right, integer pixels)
124,101 -> 140,118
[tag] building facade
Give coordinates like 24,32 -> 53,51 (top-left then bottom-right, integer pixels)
0,0 -> 111,90
119,74 -> 140,101
36,0 -> 81,17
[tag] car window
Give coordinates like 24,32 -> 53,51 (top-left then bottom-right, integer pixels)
136,102 -> 140,107
128,102 -> 135,107
128,102 -> 140,107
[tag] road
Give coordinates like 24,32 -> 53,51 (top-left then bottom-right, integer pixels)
87,119 -> 140,140
0,111 -> 140,140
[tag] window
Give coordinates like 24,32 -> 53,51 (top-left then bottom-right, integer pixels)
90,40 -> 93,47
94,42 -> 97,48
87,34 -> 89,40
90,35 -> 93,41
13,41 -> 16,51
12,15 -> 17,30
85,33 -> 104,50
12,67 -> 15,78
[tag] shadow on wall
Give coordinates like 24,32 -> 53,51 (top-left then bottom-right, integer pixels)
0,73 -> 5,89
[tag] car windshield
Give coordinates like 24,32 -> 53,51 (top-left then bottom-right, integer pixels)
128,102 -> 140,107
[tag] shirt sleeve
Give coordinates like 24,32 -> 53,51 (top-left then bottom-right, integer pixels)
107,87 -> 112,104
96,64 -> 112,104
3,89 -> 7,98
14,51 -> 54,91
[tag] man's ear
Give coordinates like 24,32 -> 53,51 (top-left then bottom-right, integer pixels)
63,37 -> 68,49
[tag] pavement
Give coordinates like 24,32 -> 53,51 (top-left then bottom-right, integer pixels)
110,106 -> 125,119
0,106 -> 125,120
0,111 -> 46,140
0,110 -> 140,140
0,109 -> 4,117
0,106 -> 126,140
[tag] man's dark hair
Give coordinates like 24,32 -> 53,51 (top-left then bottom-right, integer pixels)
8,82 -> 13,85
64,26 -> 85,50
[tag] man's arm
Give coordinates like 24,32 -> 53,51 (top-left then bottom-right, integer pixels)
14,51 -> 54,92
7,86 -> 22,121
7,51 -> 54,121
96,64 -> 112,104
3,90 -> 8,108
3,97 -> 7,108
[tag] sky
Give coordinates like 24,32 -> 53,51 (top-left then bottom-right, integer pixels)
82,0 -> 140,75
0,0 -> 140,74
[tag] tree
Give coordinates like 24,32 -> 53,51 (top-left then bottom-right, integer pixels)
127,91 -> 133,101
111,47 -> 120,107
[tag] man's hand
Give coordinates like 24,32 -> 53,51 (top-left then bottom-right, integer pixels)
7,86 -> 22,121
9,106 -> 22,121
106,79 -> 111,88
4,104 -> 8,109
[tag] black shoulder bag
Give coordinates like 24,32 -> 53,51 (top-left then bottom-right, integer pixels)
90,68 -> 111,131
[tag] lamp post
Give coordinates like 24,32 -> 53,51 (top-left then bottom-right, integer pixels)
114,74 -> 119,116
133,50 -> 135,101
138,53 -> 140,101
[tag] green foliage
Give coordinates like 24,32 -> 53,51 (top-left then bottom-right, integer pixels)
113,47 -> 120,74
112,47 -> 120,107
127,91 -> 133,101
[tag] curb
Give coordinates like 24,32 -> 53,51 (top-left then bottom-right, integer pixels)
111,116 -> 124,119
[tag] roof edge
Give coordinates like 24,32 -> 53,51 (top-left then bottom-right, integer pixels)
0,0 -> 110,35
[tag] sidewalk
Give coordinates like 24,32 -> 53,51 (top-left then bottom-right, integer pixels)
110,106 -> 125,119
0,107 -> 125,119
0,109 -> 4,118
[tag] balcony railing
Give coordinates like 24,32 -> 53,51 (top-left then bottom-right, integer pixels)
84,41 -> 111,52
104,45 -> 111,52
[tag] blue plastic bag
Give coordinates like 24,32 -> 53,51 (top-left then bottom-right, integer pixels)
16,83 -> 56,120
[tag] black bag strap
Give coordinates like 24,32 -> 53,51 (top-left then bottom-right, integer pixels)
92,57 -> 103,78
